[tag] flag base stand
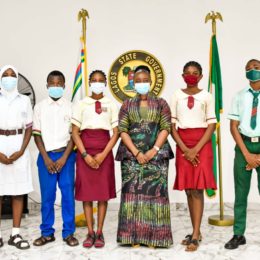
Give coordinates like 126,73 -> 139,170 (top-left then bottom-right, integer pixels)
208,215 -> 234,226
75,207 -> 97,227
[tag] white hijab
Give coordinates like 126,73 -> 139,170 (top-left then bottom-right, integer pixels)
0,65 -> 19,99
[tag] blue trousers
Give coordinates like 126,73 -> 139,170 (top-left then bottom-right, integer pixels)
37,151 -> 76,239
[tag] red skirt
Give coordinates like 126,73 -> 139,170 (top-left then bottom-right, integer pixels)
75,129 -> 116,201
174,128 -> 217,190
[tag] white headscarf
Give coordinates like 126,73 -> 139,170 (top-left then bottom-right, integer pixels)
0,65 -> 19,99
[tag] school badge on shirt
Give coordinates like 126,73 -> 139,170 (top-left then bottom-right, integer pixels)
108,50 -> 165,102
21,112 -> 27,118
64,115 -> 71,123
101,106 -> 108,112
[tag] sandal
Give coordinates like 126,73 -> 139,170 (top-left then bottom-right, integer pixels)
83,232 -> 95,248
94,232 -> 105,248
0,238 -> 3,248
63,234 -> 79,247
8,234 -> 30,250
181,234 -> 202,245
185,239 -> 199,252
33,235 -> 55,246
181,235 -> 192,245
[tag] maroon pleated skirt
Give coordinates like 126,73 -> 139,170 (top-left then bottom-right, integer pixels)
174,128 -> 217,190
75,129 -> 116,201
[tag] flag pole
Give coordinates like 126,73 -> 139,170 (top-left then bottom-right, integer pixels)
78,9 -> 89,95
217,125 -> 224,220
75,9 -> 97,228
206,11 -> 234,226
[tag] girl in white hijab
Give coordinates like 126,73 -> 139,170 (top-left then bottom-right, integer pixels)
0,65 -> 33,249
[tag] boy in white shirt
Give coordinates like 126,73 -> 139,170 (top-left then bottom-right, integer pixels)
33,71 -> 78,247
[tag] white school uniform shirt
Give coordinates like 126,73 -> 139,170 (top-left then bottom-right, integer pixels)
170,89 -> 217,129
33,97 -> 72,152
0,93 -> 33,195
71,96 -> 118,130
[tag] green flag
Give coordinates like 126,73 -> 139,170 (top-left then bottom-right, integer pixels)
206,34 -> 223,197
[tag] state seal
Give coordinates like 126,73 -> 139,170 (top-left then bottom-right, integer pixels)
109,50 -> 165,102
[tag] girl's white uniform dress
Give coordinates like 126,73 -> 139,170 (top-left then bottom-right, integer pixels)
0,65 -> 33,196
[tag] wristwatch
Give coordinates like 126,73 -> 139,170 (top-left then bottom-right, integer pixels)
153,145 -> 160,152
81,151 -> 88,158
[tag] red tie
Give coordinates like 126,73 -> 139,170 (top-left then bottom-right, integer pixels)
95,101 -> 102,114
187,96 -> 194,109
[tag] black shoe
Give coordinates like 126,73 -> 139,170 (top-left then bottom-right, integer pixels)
225,235 -> 246,249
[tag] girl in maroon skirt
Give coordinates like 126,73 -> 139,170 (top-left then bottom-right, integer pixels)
71,70 -> 119,248
170,61 -> 217,251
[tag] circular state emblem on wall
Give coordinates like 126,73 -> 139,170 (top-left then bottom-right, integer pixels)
108,50 -> 165,102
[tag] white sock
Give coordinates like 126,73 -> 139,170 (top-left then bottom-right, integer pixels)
0,230 -> 2,238
11,227 -> 28,248
12,227 -> 20,237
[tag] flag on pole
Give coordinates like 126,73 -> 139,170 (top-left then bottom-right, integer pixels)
74,9 -> 90,227
206,34 -> 223,197
71,39 -> 86,103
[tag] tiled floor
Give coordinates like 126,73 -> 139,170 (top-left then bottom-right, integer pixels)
1,203 -> 260,260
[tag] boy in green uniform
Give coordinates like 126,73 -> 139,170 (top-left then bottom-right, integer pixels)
225,59 -> 260,249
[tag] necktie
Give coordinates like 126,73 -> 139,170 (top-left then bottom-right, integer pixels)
187,96 -> 194,109
95,101 -> 102,114
249,88 -> 260,129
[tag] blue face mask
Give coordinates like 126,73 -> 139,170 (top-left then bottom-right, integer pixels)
134,82 -> 150,95
1,76 -> 18,92
48,86 -> 64,99
246,69 -> 260,82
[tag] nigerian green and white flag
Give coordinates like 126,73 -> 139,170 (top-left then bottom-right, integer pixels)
206,34 -> 223,198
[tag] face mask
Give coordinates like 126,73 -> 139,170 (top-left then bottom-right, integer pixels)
90,82 -> 106,95
1,76 -> 17,92
48,86 -> 64,98
134,82 -> 150,95
246,69 -> 260,82
183,74 -> 199,86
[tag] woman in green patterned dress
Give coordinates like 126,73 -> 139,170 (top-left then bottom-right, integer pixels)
116,65 -> 174,248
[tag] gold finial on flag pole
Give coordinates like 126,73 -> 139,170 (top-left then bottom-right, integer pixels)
78,9 -> 89,95
78,9 -> 89,43
205,11 -> 223,35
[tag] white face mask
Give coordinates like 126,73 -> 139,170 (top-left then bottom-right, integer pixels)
90,82 -> 106,95
1,76 -> 18,92
134,82 -> 150,95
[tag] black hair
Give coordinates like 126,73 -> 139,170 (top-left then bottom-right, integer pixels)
134,65 -> 151,75
47,70 -> 65,83
183,61 -> 202,75
89,70 -> 107,81
246,59 -> 260,66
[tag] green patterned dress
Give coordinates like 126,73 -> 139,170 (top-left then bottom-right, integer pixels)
116,93 -> 174,247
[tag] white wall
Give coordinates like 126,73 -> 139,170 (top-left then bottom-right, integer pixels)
0,0 -> 259,204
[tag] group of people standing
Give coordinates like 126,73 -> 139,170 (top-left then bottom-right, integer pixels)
0,58 -> 259,252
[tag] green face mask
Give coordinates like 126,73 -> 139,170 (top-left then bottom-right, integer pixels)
246,69 -> 260,82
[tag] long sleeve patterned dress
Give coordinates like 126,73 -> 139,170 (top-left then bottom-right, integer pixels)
116,92 -> 174,247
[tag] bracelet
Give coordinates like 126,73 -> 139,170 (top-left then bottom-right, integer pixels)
135,150 -> 141,157
81,151 -> 87,159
